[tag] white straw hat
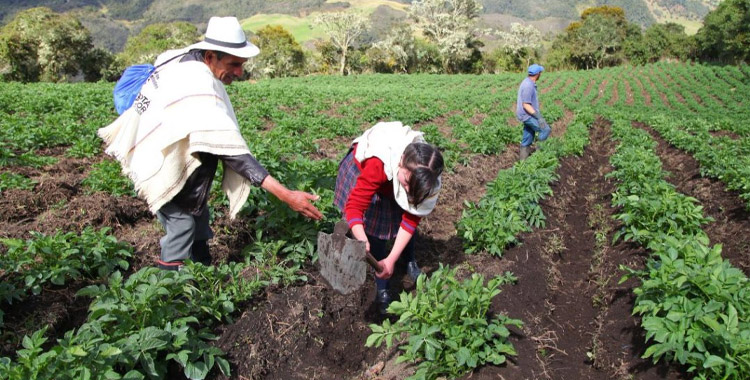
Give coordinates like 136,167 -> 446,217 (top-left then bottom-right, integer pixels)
188,16 -> 259,58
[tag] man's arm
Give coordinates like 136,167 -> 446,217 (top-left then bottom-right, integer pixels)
523,103 -> 537,117
261,175 -> 323,220
222,154 -> 322,220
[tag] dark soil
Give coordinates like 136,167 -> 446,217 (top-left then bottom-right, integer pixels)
583,79 -> 596,98
635,122 -> 750,274
708,129 -> 740,140
0,154 -> 160,355
448,119 -> 686,380
4,114 -> 744,380
595,79 -> 609,104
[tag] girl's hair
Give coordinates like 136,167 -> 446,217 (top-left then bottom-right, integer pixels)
401,142 -> 444,207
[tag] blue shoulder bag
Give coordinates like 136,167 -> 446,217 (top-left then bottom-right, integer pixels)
112,53 -> 187,115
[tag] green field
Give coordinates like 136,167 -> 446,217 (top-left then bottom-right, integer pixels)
1,62 -> 750,379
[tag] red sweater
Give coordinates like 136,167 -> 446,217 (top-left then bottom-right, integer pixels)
345,144 -> 421,234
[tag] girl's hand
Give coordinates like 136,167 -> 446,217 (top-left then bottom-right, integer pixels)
375,258 -> 395,280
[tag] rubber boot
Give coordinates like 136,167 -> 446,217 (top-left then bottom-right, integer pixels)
376,288 -> 392,315
519,146 -> 531,161
191,240 -> 212,266
157,260 -> 183,271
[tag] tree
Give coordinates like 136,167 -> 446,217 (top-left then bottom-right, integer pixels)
314,12 -> 369,75
366,24 -> 415,73
546,6 -> 635,70
249,25 -> 306,78
575,14 -> 623,69
497,23 -> 542,69
409,0 -> 483,73
0,7 -> 107,82
695,0 -> 750,64
118,22 -> 200,67
581,5 -> 628,24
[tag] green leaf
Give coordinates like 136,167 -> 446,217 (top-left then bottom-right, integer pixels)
365,333 -> 382,347
141,355 -> 158,378
69,345 -> 88,357
456,347 -> 471,366
216,356 -> 231,376
100,346 -> 122,357
122,370 -> 145,380
703,355 -> 725,369
184,361 -> 209,380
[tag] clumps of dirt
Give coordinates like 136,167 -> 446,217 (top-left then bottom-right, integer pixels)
114,219 -> 163,273
25,193 -> 150,236
583,79 -> 596,97
607,80 -> 619,106
594,79 -> 609,104
0,280 -> 91,358
708,130 -> 740,140
469,112 -> 488,126
0,179 -> 77,224
309,136 -> 351,161
0,154 -> 103,226
208,216 -> 256,264
213,280 -> 383,380
550,108 -> 575,139
420,152 -> 511,242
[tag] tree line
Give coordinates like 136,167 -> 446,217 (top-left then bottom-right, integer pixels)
0,0 -> 747,83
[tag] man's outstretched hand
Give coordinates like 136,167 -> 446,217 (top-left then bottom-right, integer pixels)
261,175 -> 323,220
285,190 -> 323,220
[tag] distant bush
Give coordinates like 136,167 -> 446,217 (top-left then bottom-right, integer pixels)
0,7 -> 112,82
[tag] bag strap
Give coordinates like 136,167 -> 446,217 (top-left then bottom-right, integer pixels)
154,51 -> 189,70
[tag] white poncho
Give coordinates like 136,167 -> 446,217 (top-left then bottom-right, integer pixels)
352,121 -> 441,216
98,55 -> 252,218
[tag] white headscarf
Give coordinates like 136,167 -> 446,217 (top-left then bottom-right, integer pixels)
352,122 -> 441,216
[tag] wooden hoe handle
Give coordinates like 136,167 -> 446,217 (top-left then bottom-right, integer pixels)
365,252 -> 383,273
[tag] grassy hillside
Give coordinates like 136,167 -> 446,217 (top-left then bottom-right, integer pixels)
0,0 -> 718,52
241,0 -> 408,42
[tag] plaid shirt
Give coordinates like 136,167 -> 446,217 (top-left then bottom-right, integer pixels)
334,146 -> 420,240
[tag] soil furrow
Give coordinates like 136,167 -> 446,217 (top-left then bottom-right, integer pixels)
635,122 -> 750,275
466,119 -> 686,380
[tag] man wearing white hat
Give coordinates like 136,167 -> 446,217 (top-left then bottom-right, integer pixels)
99,16 -> 323,270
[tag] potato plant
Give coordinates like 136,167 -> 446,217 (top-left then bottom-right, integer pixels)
366,265 -> 522,380
608,113 -> 750,380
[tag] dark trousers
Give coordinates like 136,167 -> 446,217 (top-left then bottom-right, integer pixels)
156,201 -> 213,269
367,233 -> 416,291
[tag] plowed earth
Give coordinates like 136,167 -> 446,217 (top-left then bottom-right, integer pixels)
2,116 -> 747,379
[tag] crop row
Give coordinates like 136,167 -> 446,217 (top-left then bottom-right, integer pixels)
458,109 -> 594,256
0,228 -> 131,331
0,221 -> 342,380
636,112 -> 750,208
366,266 -> 522,380
606,112 -> 750,380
